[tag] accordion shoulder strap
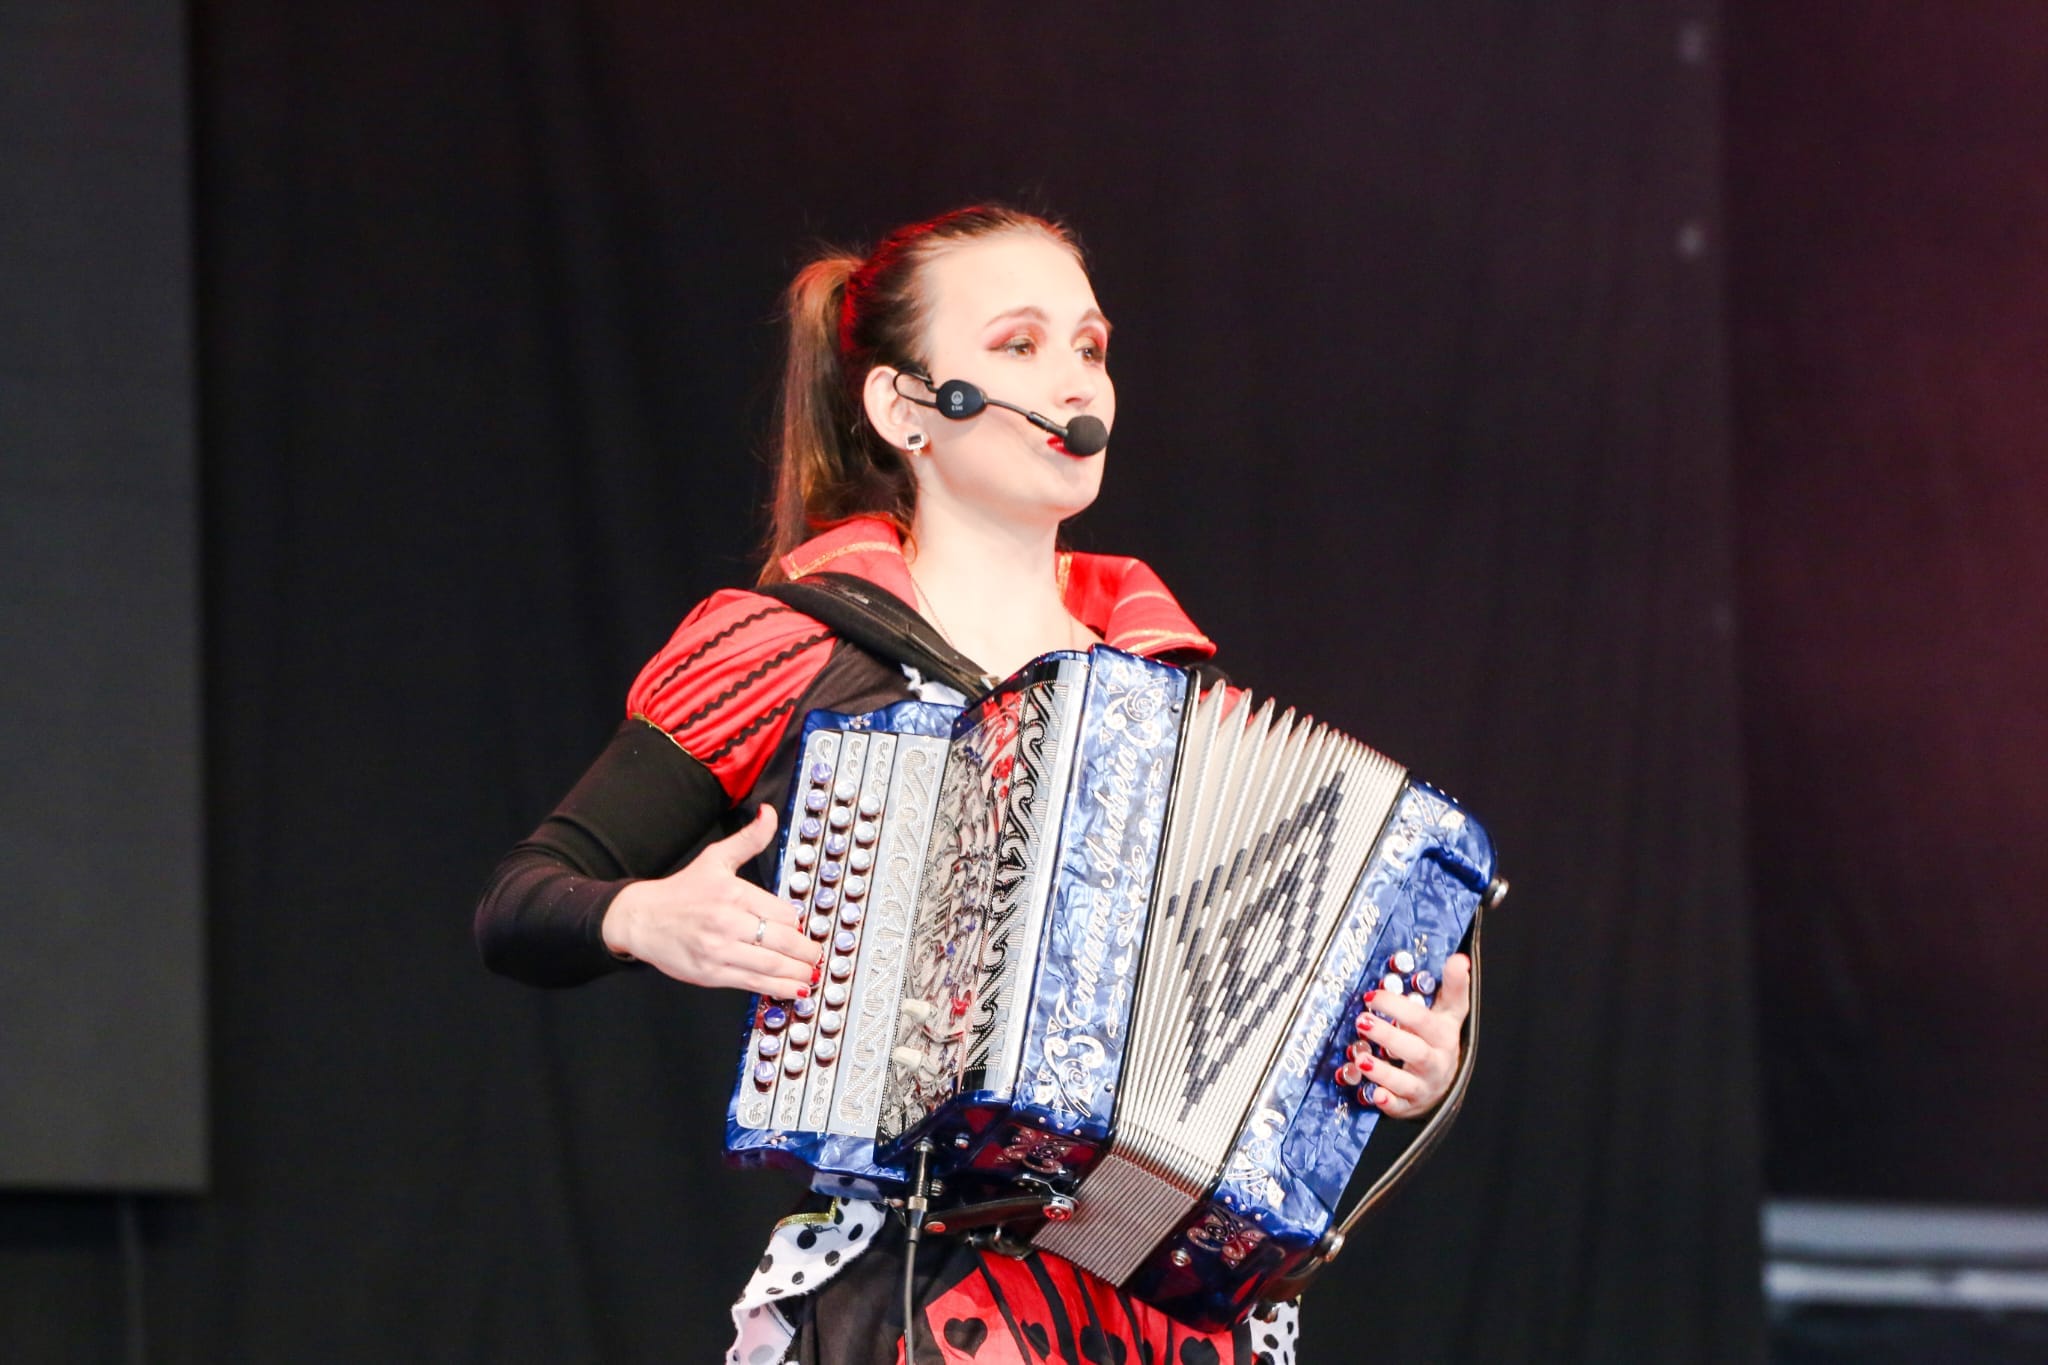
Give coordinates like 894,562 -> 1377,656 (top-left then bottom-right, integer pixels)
1260,886 -> 1502,1308
757,572 -> 992,696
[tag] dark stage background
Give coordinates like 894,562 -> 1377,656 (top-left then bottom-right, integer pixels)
1726,2 -> 2048,1209
5,1 -> 1772,1360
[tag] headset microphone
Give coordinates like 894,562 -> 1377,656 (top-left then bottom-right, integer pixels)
908,376 -> 1111,457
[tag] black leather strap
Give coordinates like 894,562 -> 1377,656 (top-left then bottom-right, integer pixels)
758,572 -> 993,696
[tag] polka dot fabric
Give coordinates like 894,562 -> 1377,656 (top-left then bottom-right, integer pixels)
725,1199 -> 1301,1364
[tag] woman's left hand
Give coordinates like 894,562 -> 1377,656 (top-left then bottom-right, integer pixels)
1350,952 -> 1472,1119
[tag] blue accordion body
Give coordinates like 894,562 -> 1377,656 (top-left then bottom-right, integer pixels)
722,647 -> 1495,1329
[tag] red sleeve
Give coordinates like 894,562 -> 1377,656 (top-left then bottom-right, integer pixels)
625,589 -> 836,803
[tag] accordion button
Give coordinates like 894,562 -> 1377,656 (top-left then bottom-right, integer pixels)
804,789 -> 828,814
853,821 -> 878,846
828,957 -> 855,981
815,886 -> 840,910
1359,1082 -> 1382,1105
1347,1040 -> 1376,1066
757,1035 -> 783,1060
834,779 -> 857,802
789,1023 -> 813,1048
760,1006 -> 788,1031
788,872 -> 813,896
818,861 -> 843,885
843,875 -> 868,899
808,915 -> 832,939
858,793 -> 883,818
828,807 -> 852,830
785,1054 -> 806,1077
752,1061 -> 777,1088
833,930 -> 858,955
800,818 -> 822,840
824,833 -> 850,857
792,844 -> 816,869
823,981 -> 850,1008
809,761 -> 833,785
1380,973 -> 1406,996
1390,949 -> 1417,975
1334,1061 -> 1363,1089
849,848 -> 874,873
839,905 -> 864,930
814,1039 -> 840,1064
1412,969 -> 1438,996
819,1010 -> 844,1035
791,996 -> 817,1021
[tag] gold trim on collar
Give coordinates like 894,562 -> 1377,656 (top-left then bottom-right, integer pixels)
783,540 -> 901,580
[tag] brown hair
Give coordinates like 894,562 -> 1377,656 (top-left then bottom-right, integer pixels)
759,205 -> 1078,581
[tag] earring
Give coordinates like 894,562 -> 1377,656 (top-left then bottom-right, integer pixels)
904,431 -> 928,452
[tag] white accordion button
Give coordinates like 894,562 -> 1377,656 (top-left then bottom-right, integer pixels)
839,904 -> 864,930
789,1023 -> 813,1048
788,871 -> 814,896
828,956 -> 854,981
809,915 -> 833,939
793,844 -> 816,869
858,793 -> 883,818
814,1039 -> 839,1064
819,1010 -> 844,1035
834,779 -> 857,802
823,981 -> 850,1008
843,875 -> 868,899
849,848 -> 874,873
853,821 -> 878,846
828,806 -> 853,830
1390,949 -> 1417,975
1380,973 -> 1406,995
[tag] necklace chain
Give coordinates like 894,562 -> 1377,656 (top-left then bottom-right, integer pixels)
905,564 -> 1088,672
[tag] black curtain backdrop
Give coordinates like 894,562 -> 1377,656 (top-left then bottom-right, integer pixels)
1,3 -> 1762,1360
1727,5 -> 2048,1206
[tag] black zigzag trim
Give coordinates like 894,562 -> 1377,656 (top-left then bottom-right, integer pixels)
647,604 -> 792,697
667,631 -> 831,737
699,695 -> 797,766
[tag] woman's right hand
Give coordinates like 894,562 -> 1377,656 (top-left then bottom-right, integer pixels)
600,804 -> 820,999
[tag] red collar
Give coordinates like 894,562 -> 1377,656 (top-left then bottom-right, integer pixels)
778,517 -> 1216,662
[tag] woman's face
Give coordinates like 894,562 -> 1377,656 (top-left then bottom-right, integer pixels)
905,231 -> 1114,532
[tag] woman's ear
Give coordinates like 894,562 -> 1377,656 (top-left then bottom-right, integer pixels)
862,366 -> 928,454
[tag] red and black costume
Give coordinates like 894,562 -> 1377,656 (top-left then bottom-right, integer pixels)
476,518 -> 1299,1365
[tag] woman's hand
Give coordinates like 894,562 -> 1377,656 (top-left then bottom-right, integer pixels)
601,805 -> 820,998
1350,953 -> 1472,1119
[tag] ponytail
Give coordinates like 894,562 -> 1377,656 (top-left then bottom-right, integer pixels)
758,206 -> 1079,581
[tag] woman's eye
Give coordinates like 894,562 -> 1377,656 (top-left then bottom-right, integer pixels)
1002,335 -> 1036,357
1079,341 -> 1107,364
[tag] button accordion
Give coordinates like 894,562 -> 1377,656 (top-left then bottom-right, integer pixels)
726,646 -> 1499,1329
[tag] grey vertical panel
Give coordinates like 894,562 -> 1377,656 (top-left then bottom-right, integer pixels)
0,0 -> 205,1190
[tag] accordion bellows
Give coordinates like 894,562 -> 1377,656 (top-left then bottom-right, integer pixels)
726,646 -> 1495,1328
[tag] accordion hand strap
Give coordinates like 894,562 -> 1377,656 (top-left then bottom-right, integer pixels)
1259,881 -> 1502,1307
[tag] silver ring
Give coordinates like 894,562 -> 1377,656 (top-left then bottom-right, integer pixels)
751,916 -> 767,946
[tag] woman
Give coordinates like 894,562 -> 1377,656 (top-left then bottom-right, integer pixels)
476,205 -> 1473,1364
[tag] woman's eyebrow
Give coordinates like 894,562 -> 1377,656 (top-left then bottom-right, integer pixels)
980,305 -> 1114,335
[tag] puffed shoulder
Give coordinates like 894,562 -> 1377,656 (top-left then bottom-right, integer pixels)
626,588 -> 838,802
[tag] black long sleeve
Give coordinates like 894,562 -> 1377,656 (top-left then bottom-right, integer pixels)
474,718 -> 731,987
